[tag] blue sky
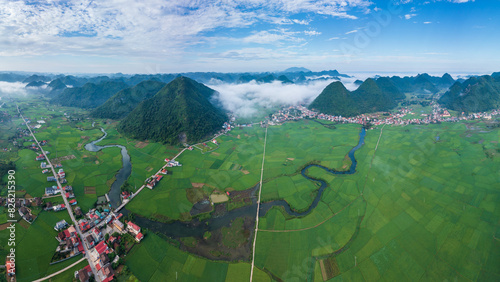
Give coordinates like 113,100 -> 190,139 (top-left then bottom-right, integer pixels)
0,0 -> 498,74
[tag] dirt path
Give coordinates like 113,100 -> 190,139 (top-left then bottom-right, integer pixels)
32,257 -> 85,282
250,126 -> 268,282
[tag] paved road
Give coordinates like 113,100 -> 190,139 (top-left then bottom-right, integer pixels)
17,105 -> 100,282
32,257 -> 85,282
250,126 -> 268,282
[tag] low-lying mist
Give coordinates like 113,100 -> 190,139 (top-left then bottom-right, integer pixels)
208,79 -> 339,118
0,82 -> 30,97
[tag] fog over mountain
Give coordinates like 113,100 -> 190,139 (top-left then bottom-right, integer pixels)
0,82 -> 29,97
207,79 -> 338,117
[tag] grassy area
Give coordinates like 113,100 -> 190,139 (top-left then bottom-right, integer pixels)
125,232 -> 270,281
2,96 -> 499,281
15,211 -> 75,281
260,121 -> 360,211
51,259 -> 88,282
255,121 -> 500,281
126,126 -> 265,220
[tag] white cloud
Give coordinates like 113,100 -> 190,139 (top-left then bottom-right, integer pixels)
243,29 -> 302,44
328,37 -> 340,40
404,13 -> 417,19
423,21 -> 432,24
345,29 -> 358,34
304,30 -> 321,36
292,19 -> 310,25
0,82 -> 28,97
0,0 -> 373,60
208,79 -> 338,117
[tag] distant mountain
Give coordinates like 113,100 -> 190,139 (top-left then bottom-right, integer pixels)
438,75 -> 500,113
384,74 -> 442,94
91,80 -> 166,119
295,74 -> 307,83
256,74 -> 276,83
43,79 -> 67,98
238,74 -> 257,83
284,67 -> 311,73
277,75 -> 293,84
491,72 -> 500,78
309,78 -> 399,117
118,76 -> 227,144
47,79 -> 67,90
25,81 -> 46,88
50,81 -> 128,109
55,75 -> 88,87
0,73 -> 28,82
23,74 -> 51,83
413,74 -> 439,94
354,80 -> 363,85
439,73 -> 455,87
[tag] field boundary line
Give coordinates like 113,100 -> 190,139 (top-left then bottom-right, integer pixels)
250,126 -> 268,282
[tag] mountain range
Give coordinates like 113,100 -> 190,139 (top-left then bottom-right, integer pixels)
438,75 -> 500,113
309,78 -> 401,117
50,81 -> 129,108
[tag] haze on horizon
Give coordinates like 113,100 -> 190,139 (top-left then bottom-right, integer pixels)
0,0 -> 498,74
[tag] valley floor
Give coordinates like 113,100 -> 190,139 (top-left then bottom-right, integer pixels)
0,98 -> 499,281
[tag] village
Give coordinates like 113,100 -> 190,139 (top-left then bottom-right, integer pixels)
269,103 -> 500,127
4,99 -> 499,281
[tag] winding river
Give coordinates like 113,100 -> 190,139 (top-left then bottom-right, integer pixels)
85,126 -> 366,238
85,128 -> 131,209
130,127 -> 366,238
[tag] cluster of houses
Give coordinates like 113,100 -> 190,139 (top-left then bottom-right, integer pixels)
84,227 -> 104,249
270,104 -> 500,128
146,174 -> 163,189
18,206 -> 34,223
54,219 -> 69,231
126,221 -> 144,242
81,208 -> 111,229
164,158 -> 182,167
222,121 -> 232,131
74,212 -> 145,281
55,225 -> 84,259
120,191 -> 132,201
30,142 -> 40,151
0,196 -> 43,224
45,185 -> 60,196
77,241 -> 114,282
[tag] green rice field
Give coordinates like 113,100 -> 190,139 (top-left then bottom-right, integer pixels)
1,97 -> 498,281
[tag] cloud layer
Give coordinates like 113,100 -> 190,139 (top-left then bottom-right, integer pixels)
0,82 -> 29,97
208,79 -> 339,117
0,0 -> 372,58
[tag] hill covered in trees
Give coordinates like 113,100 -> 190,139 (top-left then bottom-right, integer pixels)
91,80 -> 166,119
438,75 -> 500,112
309,78 -> 400,117
50,81 -> 128,108
118,76 -> 227,144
